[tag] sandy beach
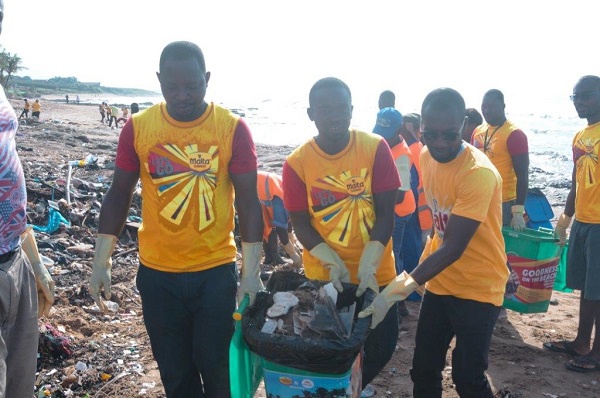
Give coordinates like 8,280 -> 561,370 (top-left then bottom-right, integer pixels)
11,98 -> 599,397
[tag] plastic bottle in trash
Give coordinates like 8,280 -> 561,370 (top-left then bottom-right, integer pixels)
69,153 -> 97,167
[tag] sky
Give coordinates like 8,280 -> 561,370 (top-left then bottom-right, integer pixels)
2,0 -> 599,112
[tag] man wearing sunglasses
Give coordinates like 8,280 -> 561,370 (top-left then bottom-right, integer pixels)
545,75 -> 600,373
471,89 -> 529,231
359,88 -> 508,397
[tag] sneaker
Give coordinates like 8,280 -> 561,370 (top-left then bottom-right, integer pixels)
361,384 -> 376,397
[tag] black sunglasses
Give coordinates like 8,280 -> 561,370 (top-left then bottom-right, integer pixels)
570,91 -> 600,102
422,131 -> 460,142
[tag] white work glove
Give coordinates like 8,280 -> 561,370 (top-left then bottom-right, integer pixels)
555,213 -> 572,246
358,271 -> 419,329
421,229 -> 431,248
21,227 -> 55,318
283,241 -> 302,270
240,242 -> 265,306
89,234 -> 117,313
511,205 -> 526,231
356,241 -> 385,297
288,232 -> 300,250
309,242 -> 350,292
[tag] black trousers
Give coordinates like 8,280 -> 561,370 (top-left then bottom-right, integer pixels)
410,291 -> 500,398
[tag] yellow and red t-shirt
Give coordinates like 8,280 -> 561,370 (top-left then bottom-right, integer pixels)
573,121 -> 600,223
471,120 -> 528,202
115,102 -> 258,272
32,101 -> 41,112
283,130 -> 400,286
420,143 -> 508,306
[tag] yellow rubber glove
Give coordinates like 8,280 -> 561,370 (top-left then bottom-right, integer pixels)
511,205 -> 526,231
356,241 -> 385,297
555,213 -> 572,246
21,227 -> 55,318
89,234 -> 117,312
283,241 -> 303,270
309,242 -> 350,292
240,242 -> 265,306
358,271 -> 419,329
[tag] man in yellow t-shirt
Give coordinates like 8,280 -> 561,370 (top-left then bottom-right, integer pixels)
18,98 -> 30,119
545,75 -> 600,373
359,88 -> 508,397
283,77 -> 400,392
88,41 -> 263,397
31,99 -> 41,118
471,89 -> 529,230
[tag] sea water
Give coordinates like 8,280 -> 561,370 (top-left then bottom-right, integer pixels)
77,92 -> 582,207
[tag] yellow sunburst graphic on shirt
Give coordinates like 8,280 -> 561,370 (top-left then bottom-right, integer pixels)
147,144 -> 219,231
310,168 -> 373,246
575,137 -> 599,188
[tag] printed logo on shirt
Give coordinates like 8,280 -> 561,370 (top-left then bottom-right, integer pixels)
147,144 -> 219,230
188,151 -> 212,172
431,198 -> 452,239
310,168 -> 373,246
345,176 -> 366,195
574,136 -> 599,188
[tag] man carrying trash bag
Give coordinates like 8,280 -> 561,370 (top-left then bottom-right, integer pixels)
282,77 -> 400,395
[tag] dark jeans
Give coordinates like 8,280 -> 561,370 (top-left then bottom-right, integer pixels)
362,285 -> 399,386
136,262 -> 237,398
410,291 -> 500,398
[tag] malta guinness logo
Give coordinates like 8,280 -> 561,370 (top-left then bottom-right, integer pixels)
189,152 -> 212,172
345,176 -> 366,196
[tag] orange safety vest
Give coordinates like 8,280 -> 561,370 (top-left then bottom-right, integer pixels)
408,141 -> 433,230
257,170 -> 285,240
390,140 -> 416,217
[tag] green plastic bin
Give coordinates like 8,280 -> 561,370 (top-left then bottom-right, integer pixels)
553,242 -> 573,293
230,296 -> 264,398
502,227 -> 561,313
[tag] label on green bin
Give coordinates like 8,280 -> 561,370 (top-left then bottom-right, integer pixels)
262,353 -> 362,398
502,227 -> 561,313
263,369 -> 351,397
504,255 -> 560,313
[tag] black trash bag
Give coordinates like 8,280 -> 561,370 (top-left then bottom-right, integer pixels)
242,273 -> 375,374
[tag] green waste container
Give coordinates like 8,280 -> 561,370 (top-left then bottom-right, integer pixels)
553,242 -> 573,293
503,227 -> 561,313
230,296 -> 264,398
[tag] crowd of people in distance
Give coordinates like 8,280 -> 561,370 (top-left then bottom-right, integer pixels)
98,101 -> 139,128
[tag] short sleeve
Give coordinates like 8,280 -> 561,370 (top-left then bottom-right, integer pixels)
282,161 -> 309,212
229,118 -> 258,174
372,140 -> 401,193
115,119 -> 140,172
506,129 -> 528,156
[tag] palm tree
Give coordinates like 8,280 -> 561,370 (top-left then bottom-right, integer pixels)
0,47 -> 8,86
4,53 -> 25,87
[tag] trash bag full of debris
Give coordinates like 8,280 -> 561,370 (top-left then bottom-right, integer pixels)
242,271 -> 375,374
